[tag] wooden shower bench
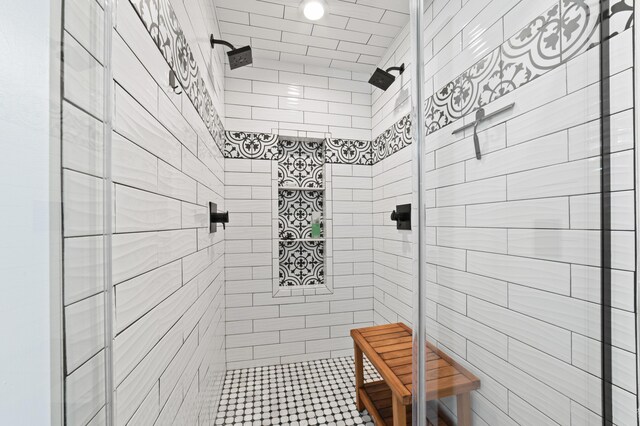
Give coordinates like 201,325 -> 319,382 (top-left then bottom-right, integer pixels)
351,323 -> 480,426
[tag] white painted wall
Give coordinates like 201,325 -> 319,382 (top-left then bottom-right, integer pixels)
0,1 -> 54,424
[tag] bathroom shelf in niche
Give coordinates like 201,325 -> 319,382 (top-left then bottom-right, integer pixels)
278,186 -> 325,191
280,238 -> 326,242
277,138 -> 325,288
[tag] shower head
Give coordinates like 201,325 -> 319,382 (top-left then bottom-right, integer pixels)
227,45 -> 253,70
210,35 -> 253,70
368,64 -> 405,91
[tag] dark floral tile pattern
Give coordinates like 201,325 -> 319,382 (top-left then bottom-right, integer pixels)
129,0 -> 224,152
560,0 -> 599,62
278,139 -> 324,188
502,3 -> 562,84
279,241 -> 324,287
223,114 -> 412,164
607,0 -> 634,36
224,131 -> 279,159
157,0 -> 177,72
372,114 -> 413,164
425,0 -> 635,136
129,0 -> 159,45
441,49 -> 503,120
279,190 -> 323,240
386,114 -> 413,157
325,139 -> 373,165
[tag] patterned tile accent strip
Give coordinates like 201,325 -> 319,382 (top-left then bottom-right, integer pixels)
223,114 -> 413,165
372,114 -> 413,164
325,138 -> 373,165
424,0 -> 634,135
279,241 -> 325,287
224,131 -> 279,159
279,190 -> 323,240
129,0 -> 225,151
130,0 -> 160,45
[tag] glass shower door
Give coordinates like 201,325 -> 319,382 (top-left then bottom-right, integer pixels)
59,0 -> 113,423
411,0 -> 637,425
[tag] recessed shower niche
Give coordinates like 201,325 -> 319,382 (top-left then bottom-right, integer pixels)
277,138 -> 327,290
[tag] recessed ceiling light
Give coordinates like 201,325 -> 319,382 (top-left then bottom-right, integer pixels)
302,0 -> 326,21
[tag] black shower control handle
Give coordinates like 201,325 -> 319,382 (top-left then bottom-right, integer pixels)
211,211 -> 229,229
209,202 -> 229,233
390,204 -> 412,230
390,210 -> 409,222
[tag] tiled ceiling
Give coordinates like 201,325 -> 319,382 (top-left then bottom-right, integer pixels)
213,0 -> 409,73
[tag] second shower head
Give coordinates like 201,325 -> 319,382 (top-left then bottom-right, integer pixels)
210,35 -> 253,70
368,64 -> 405,91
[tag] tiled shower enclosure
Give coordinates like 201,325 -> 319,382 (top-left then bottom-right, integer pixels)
5,0 -> 638,425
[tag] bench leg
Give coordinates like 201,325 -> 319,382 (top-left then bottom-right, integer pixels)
354,343 -> 364,411
392,393 -> 406,426
456,393 -> 472,426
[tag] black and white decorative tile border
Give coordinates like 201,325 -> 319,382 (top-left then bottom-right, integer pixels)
325,138 -> 373,165
279,241 -> 324,287
425,0 -> 634,135
278,139 -> 324,188
372,114 -> 413,164
129,0 -> 225,151
279,190 -> 323,240
216,357 -> 379,425
224,115 -> 413,165
224,131 -> 279,159
130,0 -> 160,45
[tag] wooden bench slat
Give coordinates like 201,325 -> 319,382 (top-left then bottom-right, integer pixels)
380,348 -> 412,360
370,336 -> 413,348
376,342 -> 412,353
398,365 -> 460,386
426,374 -> 477,399
373,337 -> 411,347
385,355 -> 413,368
392,359 -> 451,378
427,352 -> 440,361
366,331 -> 410,342
360,324 -> 404,336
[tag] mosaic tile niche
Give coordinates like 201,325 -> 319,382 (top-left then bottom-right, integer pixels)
278,138 -> 325,288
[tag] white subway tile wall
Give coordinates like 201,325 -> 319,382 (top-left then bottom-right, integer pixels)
224,59 -> 373,140
416,1 -> 636,425
372,146 -> 414,327
371,24 -> 411,138
225,159 -> 374,369
62,0 -> 227,424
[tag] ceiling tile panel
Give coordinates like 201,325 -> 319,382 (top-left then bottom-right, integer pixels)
214,0 -> 409,72
249,14 -> 313,35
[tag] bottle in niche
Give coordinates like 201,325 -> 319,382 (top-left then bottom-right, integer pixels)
311,212 -> 321,238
